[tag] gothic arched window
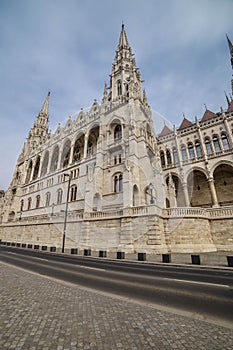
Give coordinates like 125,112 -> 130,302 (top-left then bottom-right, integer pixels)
36,195 -> 40,209
50,146 -> 59,172
117,80 -> 122,96
32,156 -> 41,181
114,124 -> 122,141
172,147 -> 178,164
45,192 -> 51,207
57,189 -> 63,205
25,160 -> 33,184
70,185 -> 77,201
213,135 -> 221,153
41,151 -> 49,177
181,145 -> 188,161
28,197 -> 32,210
61,140 -> 71,168
195,140 -> 202,158
166,149 -> 172,165
114,173 -> 123,193
205,138 -> 213,155
221,133 -> 230,150
188,143 -> 195,159
160,151 -> 165,168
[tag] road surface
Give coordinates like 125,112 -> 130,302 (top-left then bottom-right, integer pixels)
0,246 -> 232,328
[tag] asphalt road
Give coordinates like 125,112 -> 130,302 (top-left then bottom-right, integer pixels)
1,246 -> 233,328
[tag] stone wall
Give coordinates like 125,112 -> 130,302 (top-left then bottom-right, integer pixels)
1,209 -> 233,253
210,219 -> 233,251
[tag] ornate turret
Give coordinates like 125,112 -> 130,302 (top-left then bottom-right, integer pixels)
27,92 -> 50,151
107,24 -> 144,105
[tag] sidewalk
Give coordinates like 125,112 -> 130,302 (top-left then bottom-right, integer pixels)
0,262 -> 232,350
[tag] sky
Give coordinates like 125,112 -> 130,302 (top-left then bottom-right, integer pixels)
1,0 -> 233,190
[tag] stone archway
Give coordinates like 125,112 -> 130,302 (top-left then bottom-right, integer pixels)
187,170 -> 211,207
214,164 -> 233,206
133,185 -> 139,206
166,174 -> 185,207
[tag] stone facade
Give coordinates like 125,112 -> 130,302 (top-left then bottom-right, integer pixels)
0,26 -> 233,253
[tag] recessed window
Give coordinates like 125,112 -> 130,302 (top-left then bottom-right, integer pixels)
114,124 -> 122,141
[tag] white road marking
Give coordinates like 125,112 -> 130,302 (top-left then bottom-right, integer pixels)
77,265 -> 106,272
164,277 -> 230,288
33,257 -> 49,261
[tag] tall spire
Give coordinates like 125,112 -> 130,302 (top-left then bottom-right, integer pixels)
39,91 -> 50,116
226,34 -> 233,70
226,35 -> 233,95
107,24 -> 145,106
27,92 -> 50,150
118,23 -> 129,48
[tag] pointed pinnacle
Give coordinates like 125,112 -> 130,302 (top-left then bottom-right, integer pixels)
118,23 -> 129,48
224,91 -> 230,107
40,92 -> 50,116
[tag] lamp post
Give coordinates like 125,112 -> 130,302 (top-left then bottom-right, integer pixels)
62,173 -> 71,253
148,182 -> 155,205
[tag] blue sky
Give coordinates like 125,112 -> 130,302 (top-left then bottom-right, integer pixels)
1,0 -> 233,190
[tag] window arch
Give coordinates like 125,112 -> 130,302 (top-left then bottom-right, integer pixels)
166,149 -> 172,165
87,141 -> 93,157
181,145 -> 188,161
213,135 -> 221,153
221,133 -> 230,150
25,160 -> 33,183
188,143 -> 195,159
28,197 -> 32,210
133,185 -> 139,206
195,140 -> 202,158
57,189 -> 63,205
45,192 -> 51,207
61,140 -> 71,168
50,146 -> 59,172
114,124 -> 122,141
41,151 -> 49,177
114,173 -> 123,193
117,80 -> 122,96
205,137 -> 213,155
172,147 -> 178,164
160,151 -> 165,168
32,156 -> 41,181
70,185 -> 77,201
73,135 -> 84,163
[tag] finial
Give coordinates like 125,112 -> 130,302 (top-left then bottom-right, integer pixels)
204,103 -> 207,110
48,91 -> 50,96
224,91 -> 230,107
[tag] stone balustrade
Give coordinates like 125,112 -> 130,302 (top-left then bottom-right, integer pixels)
4,204 -> 233,226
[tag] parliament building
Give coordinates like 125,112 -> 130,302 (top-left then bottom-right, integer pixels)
0,26 -> 233,254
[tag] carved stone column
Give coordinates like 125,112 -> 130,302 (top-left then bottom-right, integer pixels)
182,182 -> 190,207
83,133 -> 89,159
208,177 -> 219,207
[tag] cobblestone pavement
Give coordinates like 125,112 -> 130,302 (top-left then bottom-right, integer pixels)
0,262 -> 232,350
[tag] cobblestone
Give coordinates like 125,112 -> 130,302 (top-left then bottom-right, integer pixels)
0,262 -> 232,350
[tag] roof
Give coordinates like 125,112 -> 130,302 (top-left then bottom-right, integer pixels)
227,100 -> 233,112
159,125 -> 173,137
178,117 -> 193,130
201,109 -> 217,122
